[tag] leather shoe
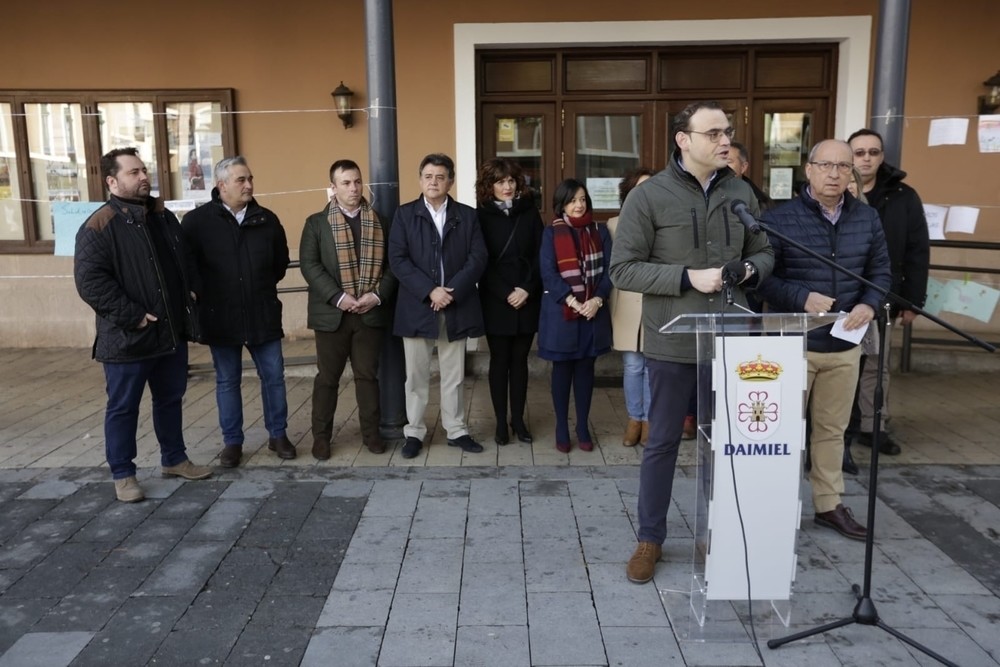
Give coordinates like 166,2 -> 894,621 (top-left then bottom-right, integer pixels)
312,437 -> 331,460
447,435 -> 484,453
219,445 -> 242,468
268,435 -> 297,460
857,431 -> 901,456
511,422 -> 533,444
401,436 -> 422,459
161,459 -> 213,480
495,424 -> 509,446
815,504 -> 867,541
365,439 -> 386,454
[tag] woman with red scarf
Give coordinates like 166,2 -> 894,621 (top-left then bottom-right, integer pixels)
538,179 -> 613,453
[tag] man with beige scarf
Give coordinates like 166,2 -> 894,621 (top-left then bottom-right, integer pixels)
300,159 -> 397,458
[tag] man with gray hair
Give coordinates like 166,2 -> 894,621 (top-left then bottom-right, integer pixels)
182,156 -> 293,467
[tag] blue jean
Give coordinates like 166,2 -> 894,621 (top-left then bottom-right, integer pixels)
103,345 -> 190,480
636,358 -> 697,544
210,339 -> 287,445
622,351 -> 651,421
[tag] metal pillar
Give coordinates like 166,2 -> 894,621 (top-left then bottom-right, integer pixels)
365,0 -> 406,439
870,0 -> 911,166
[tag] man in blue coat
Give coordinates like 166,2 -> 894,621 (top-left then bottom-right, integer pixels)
757,139 -> 891,541
388,154 -> 489,459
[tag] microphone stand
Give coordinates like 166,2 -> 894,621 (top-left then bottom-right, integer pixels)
749,215 -> 994,667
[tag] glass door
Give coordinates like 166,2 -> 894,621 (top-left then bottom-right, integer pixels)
481,103 -> 555,220
563,101 -> 653,215
752,99 -> 829,203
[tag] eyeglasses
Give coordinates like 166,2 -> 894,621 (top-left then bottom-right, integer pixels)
809,161 -> 853,174
852,148 -> 882,158
685,127 -> 735,143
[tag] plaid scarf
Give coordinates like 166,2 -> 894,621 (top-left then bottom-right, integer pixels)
551,211 -> 603,320
328,198 -> 385,298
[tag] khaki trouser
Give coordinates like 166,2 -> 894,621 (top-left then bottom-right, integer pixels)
858,326 -> 892,432
402,314 -> 469,441
807,346 -> 863,513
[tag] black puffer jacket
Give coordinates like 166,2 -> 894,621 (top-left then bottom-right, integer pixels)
866,163 -> 930,313
757,190 -> 892,353
74,195 -> 198,362
181,191 -> 289,346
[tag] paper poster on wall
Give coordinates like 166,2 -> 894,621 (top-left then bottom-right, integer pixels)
586,177 -> 621,210
52,201 -> 103,256
922,204 -> 947,240
769,167 -> 793,200
945,206 -> 979,234
922,277 -> 947,316
928,118 -> 969,146
942,279 -> 1000,323
977,114 -> 1000,153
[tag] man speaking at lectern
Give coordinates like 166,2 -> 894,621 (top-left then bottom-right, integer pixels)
610,101 -> 774,584
756,139 -> 891,541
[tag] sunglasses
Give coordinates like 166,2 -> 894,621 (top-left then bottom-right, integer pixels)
852,148 -> 882,158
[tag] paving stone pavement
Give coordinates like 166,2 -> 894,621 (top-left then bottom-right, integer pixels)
0,464 -> 997,666
2,347 -> 1000,665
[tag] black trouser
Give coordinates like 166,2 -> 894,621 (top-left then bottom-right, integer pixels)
550,356 -> 596,443
486,333 -> 535,429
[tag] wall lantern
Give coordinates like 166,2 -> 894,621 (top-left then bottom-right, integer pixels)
979,71 -> 1000,115
331,81 -> 354,129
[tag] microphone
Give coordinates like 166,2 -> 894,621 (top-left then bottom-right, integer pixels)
730,200 -> 761,234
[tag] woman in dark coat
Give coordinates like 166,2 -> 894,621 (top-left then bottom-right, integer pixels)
538,179 -> 612,453
476,158 -> 544,445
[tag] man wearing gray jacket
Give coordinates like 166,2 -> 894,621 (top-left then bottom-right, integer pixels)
609,101 -> 774,584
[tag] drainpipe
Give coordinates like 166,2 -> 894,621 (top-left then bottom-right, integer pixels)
365,0 -> 406,439
870,0 -> 910,167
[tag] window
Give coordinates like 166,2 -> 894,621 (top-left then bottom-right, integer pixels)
0,89 -> 235,253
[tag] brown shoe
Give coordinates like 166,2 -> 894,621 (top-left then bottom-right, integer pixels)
161,459 -> 213,480
639,421 -> 649,446
312,437 -> 331,461
815,504 -> 867,541
268,435 -> 297,460
625,541 -> 662,584
682,415 -> 696,440
622,419 -> 642,447
114,476 -> 145,503
219,445 -> 242,468
366,439 -> 386,454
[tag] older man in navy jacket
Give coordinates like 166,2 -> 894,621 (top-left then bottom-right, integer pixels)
757,139 -> 891,541
388,154 -> 488,459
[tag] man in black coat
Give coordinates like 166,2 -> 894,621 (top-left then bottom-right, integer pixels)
848,129 -> 930,456
182,156 -> 293,467
75,148 -> 212,502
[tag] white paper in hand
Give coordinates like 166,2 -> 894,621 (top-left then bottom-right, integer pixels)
830,311 -> 868,345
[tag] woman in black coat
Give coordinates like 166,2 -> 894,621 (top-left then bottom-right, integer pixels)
475,158 -> 544,445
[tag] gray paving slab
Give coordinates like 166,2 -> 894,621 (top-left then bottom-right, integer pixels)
68,595 -> 190,666
568,478 -> 629,516
467,479 -> 520,516
577,514 -> 639,564
219,479 -> 275,499
588,563 -> 671,628
601,626 -> 685,667
137,540 -> 233,597
15,481 -> 80,500
185,498 -> 262,541
0,631 -> 93,667
519,495 -> 579,540
225,595 -> 325,667
342,516 -> 412,565
362,479 -> 422,517
453,625 -> 530,667
3,543 -> 109,600
527,591 -> 606,666
523,537 -> 590,593
331,562 -> 401,592
301,626 -> 383,667
317,587 -> 395,627
463,537 -> 524,565
379,592 -> 458,667
322,479 -> 374,498
458,562 -> 527,626
396,538 -> 464,594
98,518 -> 193,567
